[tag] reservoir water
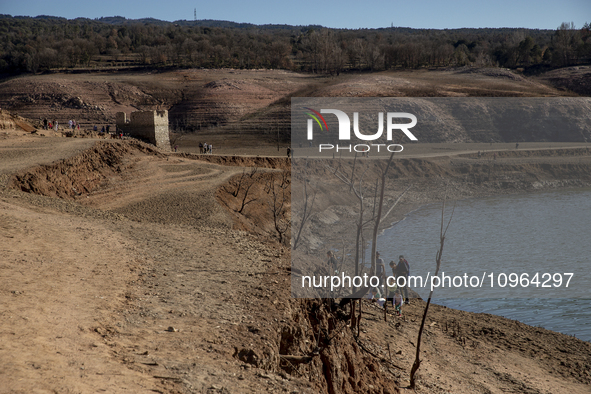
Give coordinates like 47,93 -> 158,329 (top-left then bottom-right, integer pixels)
378,188 -> 591,342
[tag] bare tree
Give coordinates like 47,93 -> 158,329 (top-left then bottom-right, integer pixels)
292,179 -> 316,250
266,171 -> 290,244
223,168 -> 257,197
327,162 -> 370,280
409,197 -> 455,389
368,151 -> 398,284
553,22 -> 579,66
223,167 -> 259,213
168,131 -> 184,150
238,178 -> 258,214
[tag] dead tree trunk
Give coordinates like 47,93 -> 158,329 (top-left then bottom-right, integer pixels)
292,180 -> 316,250
409,199 -> 455,388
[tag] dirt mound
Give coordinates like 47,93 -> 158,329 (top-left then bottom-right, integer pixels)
317,74 -> 411,97
276,299 -> 399,394
168,72 -> 293,136
0,75 -> 165,129
454,67 -> 528,81
216,168 -> 291,242
536,66 -> 591,96
204,78 -> 274,93
0,109 -> 37,132
9,140 -> 163,199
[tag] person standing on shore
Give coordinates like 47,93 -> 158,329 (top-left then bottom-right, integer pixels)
394,288 -> 403,316
396,255 -> 410,304
387,260 -> 398,307
376,251 -> 386,290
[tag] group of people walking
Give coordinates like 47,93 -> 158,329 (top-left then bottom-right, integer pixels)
43,118 -> 84,132
68,119 -> 80,130
199,142 -> 212,154
42,118 -> 59,131
327,250 -> 411,317
375,251 -> 410,315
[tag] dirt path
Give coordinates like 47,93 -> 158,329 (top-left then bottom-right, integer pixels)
293,142 -> 591,160
0,134 -> 95,177
0,199 -> 157,392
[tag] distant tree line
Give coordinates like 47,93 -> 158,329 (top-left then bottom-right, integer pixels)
0,15 -> 589,75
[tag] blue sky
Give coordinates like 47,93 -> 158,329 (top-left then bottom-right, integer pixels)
1,0 -> 589,30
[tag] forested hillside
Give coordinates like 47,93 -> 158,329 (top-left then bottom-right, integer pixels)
1,15 -> 589,75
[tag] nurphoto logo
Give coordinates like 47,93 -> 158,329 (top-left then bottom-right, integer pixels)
305,108 -> 418,153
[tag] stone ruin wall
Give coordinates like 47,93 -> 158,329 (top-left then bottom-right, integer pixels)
116,110 -> 171,150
